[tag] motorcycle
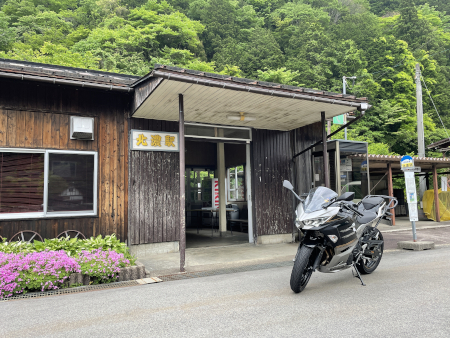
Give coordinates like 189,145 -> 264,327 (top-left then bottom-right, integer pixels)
283,180 -> 397,293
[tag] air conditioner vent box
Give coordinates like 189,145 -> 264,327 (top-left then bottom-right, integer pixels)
70,116 -> 94,140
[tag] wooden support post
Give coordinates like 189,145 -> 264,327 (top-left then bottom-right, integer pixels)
321,112 -> 330,188
387,163 -> 395,225
179,94 -> 186,272
433,164 -> 441,222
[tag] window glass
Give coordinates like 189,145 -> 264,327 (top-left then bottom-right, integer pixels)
221,128 -> 250,139
0,152 -> 44,214
47,153 -> 94,212
185,125 -> 215,137
228,165 -> 245,201
185,124 -> 251,141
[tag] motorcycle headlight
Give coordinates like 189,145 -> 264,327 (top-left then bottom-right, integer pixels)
295,218 -> 304,229
302,217 -> 330,227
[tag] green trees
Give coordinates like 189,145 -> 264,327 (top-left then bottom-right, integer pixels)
1,0 -> 450,156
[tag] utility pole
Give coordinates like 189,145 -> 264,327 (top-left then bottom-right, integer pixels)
415,63 -> 427,200
343,76 -> 356,140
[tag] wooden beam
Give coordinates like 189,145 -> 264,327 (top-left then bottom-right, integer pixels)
179,94 -> 186,272
387,162 -> 395,225
433,164 -> 441,222
322,112 -> 330,188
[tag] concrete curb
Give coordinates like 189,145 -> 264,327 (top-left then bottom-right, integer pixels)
69,262 -> 147,286
397,241 -> 435,251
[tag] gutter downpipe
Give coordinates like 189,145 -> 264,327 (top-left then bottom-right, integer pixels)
0,71 -> 134,92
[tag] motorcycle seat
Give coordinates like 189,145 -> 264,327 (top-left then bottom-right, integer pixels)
361,197 -> 385,211
357,211 -> 378,225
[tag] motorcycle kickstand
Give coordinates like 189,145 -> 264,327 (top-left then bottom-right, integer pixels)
351,263 -> 366,286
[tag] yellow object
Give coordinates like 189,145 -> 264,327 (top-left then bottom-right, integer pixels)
136,133 -> 148,146
422,189 -> 450,221
165,135 -> 175,147
150,134 -> 162,147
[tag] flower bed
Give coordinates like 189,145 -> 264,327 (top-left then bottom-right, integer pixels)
0,235 -> 136,299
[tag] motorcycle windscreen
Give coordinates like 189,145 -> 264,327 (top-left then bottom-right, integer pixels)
304,187 -> 338,213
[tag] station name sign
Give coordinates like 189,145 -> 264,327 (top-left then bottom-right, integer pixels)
400,155 -> 414,170
130,130 -> 179,152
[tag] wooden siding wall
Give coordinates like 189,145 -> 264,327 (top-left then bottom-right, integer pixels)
251,122 -> 322,238
251,129 -> 293,236
128,118 -> 180,245
0,78 -> 129,241
292,122 -> 323,195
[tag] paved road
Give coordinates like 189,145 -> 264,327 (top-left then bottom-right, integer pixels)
2,246 -> 449,338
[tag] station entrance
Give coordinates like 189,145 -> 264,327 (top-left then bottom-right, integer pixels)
183,123 -> 253,248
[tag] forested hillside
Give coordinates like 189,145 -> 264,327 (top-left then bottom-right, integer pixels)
1,0 -> 449,155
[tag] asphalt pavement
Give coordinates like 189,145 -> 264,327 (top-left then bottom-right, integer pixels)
1,245 -> 449,338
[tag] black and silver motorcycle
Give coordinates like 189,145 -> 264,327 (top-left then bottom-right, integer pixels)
283,180 -> 397,293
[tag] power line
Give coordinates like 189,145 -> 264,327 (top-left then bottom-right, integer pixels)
421,74 -> 450,141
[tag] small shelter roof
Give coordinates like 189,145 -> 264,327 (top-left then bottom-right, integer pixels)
353,154 -> 450,175
131,65 -> 370,131
427,138 -> 450,151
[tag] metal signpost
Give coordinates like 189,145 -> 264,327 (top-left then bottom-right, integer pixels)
401,156 -> 418,241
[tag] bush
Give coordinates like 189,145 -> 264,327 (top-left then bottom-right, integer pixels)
0,250 -> 80,298
0,248 -> 131,298
77,249 -> 130,284
0,234 -> 136,265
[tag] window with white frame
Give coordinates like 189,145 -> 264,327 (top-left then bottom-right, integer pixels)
0,149 -> 97,219
227,165 -> 245,201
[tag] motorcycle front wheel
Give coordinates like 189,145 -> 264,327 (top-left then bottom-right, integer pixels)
290,245 -> 314,293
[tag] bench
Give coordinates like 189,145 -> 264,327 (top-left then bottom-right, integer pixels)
227,219 -> 248,233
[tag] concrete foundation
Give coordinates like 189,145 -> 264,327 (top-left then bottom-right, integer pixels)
257,234 -> 293,245
129,241 -> 179,258
397,241 -> 435,251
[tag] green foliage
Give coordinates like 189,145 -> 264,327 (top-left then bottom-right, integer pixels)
0,234 -> 136,265
257,67 -> 300,86
1,0 -> 450,156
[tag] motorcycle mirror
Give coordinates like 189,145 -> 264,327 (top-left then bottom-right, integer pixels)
282,180 -> 302,201
336,192 -> 355,201
283,180 -> 294,191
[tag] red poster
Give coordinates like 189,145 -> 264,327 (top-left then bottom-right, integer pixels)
213,178 -> 219,208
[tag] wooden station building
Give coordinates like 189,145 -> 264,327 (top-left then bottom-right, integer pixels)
0,59 -> 370,263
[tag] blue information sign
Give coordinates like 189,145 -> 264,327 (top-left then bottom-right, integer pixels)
400,155 -> 414,170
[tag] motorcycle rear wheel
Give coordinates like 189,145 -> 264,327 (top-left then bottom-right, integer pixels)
290,245 -> 314,293
356,228 -> 384,275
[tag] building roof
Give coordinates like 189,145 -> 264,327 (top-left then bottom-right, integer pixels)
0,59 -> 372,131
0,58 -> 139,89
427,138 -> 450,151
353,154 -> 450,174
131,65 -> 371,131
138,64 -> 369,102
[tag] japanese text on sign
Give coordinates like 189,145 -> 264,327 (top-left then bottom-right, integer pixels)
130,130 -> 179,152
400,155 -> 414,170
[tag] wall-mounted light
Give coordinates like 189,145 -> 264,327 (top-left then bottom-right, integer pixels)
227,112 -> 256,121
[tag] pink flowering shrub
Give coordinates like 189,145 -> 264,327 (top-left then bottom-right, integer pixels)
77,249 -> 130,284
0,249 -> 130,298
0,251 -> 80,298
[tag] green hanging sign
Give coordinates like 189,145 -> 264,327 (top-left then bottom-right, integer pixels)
333,114 -> 346,125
